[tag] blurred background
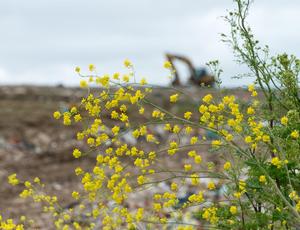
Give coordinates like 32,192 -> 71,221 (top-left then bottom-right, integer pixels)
0,0 -> 300,87
0,1 -> 299,228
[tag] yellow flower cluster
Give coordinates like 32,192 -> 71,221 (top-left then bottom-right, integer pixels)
8,61 -> 295,229
0,217 -> 24,230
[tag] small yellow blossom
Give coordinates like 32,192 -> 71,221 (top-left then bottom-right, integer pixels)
124,59 -> 132,68
271,157 -> 281,168
207,181 -> 216,190
184,164 -> 192,171
140,78 -> 147,85
112,126 -> 120,136
73,148 -> 82,158
88,64 -> 95,71
248,84 -> 255,92
211,140 -> 222,147
139,107 -> 145,115
194,155 -> 202,164
247,107 -> 255,115
137,175 -> 146,185
79,80 -> 88,88
153,203 -> 162,212
171,182 -> 178,191
291,130 -> 299,139
8,173 -> 19,186
113,72 -> 120,80
75,66 -> 81,73
202,94 -> 213,103
262,135 -> 270,143
170,94 -> 179,103
281,116 -> 288,126
259,175 -> 266,184
72,191 -> 80,200
74,114 -> 82,122
184,111 -> 192,120
223,161 -> 231,170
53,111 -> 61,119
251,91 -> 258,97
225,134 -> 233,141
230,206 -> 237,215
163,61 -> 172,69
190,136 -> 198,144
245,136 -> 252,143
191,174 -> 199,185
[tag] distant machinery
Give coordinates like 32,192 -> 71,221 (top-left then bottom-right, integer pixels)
166,53 -> 215,87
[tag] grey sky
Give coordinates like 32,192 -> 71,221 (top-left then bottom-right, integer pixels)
0,0 -> 299,87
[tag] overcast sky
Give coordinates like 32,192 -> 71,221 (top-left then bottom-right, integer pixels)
0,0 -> 299,87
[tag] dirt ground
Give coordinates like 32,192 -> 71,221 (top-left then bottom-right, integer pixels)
0,85 -> 253,229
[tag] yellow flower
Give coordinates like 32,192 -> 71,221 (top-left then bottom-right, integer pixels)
75,167 -> 83,175
72,191 -> 80,200
171,182 -> 178,191
190,136 -> 198,144
53,111 -> 61,119
271,157 -> 281,168
146,134 -> 155,142
135,208 -> 143,221
229,206 -> 237,215
185,126 -> 192,134
234,192 -> 242,198
188,192 -> 204,203
153,203 -> 162,212
291,130 -> 299,139
207,181 -> 216,190
259,175 -> 266,184
111,72 -> 119,80
80,80 -> 88,88
225,134 -> 233,141
170,94 -> 179,103
137,175 -> 146,185
163,61 -> 172,69
73,148 -> 82,158
211,140 -> 222,147
140,78 -> 147,85
188,150 -> 196,157
87,137 -> 95,146
75,66 -> 81,73
139,107 -> 145,115
34,177 -> 40,183
199,105 -> 208,114
123,74 -> 130,82
8,173 -> 19,186
194,155 -> 202,164
191,173 -> 199,185
74,114 -> 82,122
173,125 -> 180,134
184,164 -> 192,171
247,107 -> 255,115
244,136 -> 252,143
112,126 -> 120,136
223,161 -> 231,170
248,84 -> 255,92
88,64 -> 95,71
262,135 -> 270,143
184,111 -> 192,120
251,91 -> 258,97
202,94 -> 213,103
281,116 -> 288,126
124,59 -> 132,68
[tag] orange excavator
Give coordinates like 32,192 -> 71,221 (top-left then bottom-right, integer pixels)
166,53 -> 215,87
